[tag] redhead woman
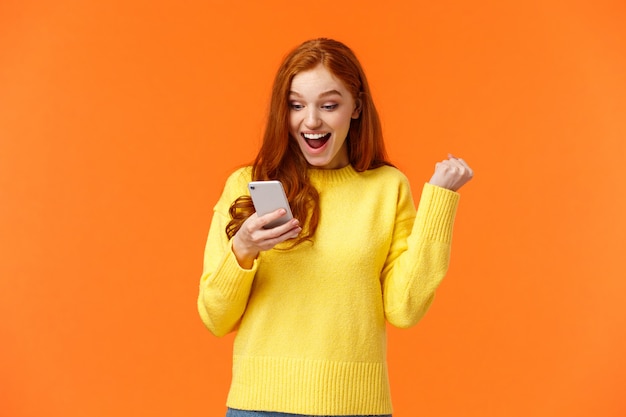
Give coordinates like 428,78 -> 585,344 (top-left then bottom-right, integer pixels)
197,38 -> 473,417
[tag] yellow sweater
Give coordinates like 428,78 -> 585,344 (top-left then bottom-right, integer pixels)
198,164 -> 460,416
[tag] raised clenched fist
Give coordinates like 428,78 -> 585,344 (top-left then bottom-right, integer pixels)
428,154 -> 474,192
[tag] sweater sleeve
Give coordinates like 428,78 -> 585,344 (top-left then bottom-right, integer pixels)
197,169 -> 257,337
381,182 -> 460,328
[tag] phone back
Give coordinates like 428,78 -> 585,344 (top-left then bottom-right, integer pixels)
248,181 -> 294,228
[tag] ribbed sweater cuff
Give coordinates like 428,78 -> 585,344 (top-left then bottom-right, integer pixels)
415,183 -> 460,243
209,241 -> 258,300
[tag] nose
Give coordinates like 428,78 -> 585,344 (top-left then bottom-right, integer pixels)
304,107 -> 322,129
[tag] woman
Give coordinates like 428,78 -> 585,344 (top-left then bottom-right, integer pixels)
198,38 -> 473,417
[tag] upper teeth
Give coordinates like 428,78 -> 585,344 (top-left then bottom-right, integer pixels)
303,133 -> 326,140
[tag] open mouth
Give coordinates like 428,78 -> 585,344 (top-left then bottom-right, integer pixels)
302,132 -> 331,149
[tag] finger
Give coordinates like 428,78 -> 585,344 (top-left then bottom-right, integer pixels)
446,154 -> 470,168
262,218 -> 300,238
450,159 -> 467,172
439,159 -> 469,181
257,223 -> 302,250
255,208 -> 289,229
250,217 -> 300,250
438,159 -> 460,171
447,153 -> 470,169
453,157 -> 474,178
272,224 -> 302,242
240,213 -> 260,235
453,156 -> 467,166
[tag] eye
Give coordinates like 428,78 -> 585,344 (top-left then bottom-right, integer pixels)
289,102 -> 304,110
321,104 -> 338,111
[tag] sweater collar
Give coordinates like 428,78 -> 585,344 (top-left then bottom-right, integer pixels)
308,164 -> 359,186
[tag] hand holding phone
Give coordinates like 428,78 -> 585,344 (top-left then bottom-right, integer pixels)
232,180 -> 299,268
248,181 -> 294,229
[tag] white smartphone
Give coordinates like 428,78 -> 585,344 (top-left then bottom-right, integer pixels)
248,180 -> 294,229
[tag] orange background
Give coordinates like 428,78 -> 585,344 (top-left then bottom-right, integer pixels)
1,1 -> 625,416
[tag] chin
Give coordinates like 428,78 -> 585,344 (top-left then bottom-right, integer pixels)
305,160 -> 326,168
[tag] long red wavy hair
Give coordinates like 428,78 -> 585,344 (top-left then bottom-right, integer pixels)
226,38 -> 392,245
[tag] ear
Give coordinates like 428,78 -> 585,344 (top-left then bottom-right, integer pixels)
352,98 -> 362,119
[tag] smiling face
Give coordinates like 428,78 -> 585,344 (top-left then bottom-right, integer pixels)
288,64 -> 360,170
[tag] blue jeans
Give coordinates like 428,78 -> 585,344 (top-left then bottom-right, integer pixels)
226,408 -> 392,417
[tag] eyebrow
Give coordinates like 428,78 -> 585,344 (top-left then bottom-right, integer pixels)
289,89 -> 344,98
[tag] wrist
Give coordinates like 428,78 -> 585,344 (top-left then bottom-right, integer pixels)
232,235 -> 258,269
